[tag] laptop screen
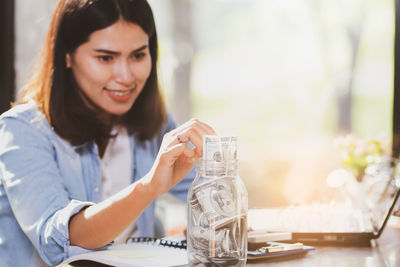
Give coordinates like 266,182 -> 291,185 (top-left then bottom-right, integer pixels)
368,163 -> 400,235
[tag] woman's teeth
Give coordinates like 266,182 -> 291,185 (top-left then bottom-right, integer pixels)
104,88 -> 133,96
112,91 -> 129,96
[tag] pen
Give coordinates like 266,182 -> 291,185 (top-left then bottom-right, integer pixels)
258,242 -> 304,253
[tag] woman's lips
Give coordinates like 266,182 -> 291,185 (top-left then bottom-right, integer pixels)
104,87 -> 135,101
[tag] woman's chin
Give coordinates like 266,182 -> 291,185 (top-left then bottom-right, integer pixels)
107,109 -> 131,116
102,105 -> 133,116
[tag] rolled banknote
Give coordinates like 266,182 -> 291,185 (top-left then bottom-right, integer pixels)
203,135 -> 237,162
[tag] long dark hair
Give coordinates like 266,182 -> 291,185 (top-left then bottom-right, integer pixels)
22,0 -> 166,145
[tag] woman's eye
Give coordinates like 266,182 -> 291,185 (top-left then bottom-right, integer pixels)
133,52 -> 146,60
98,55 -> 113,62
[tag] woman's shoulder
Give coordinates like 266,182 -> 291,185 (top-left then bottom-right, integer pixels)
1,100 -> 41,120
0,100 -> 51,132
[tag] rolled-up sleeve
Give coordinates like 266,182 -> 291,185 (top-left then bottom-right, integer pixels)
0,117 -> 94,265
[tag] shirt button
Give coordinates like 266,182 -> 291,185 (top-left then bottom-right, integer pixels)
94,187 -> 99,192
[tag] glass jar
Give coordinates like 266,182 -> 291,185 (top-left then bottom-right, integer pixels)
187,136 -> 248,267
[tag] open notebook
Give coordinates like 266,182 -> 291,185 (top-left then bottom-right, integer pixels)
60,238 -> 188,267
248,169 -> 400,245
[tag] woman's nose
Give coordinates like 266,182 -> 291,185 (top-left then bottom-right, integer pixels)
114,61 -> 135,85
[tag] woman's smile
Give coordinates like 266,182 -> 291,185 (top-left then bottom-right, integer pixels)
103,86 -> 136,102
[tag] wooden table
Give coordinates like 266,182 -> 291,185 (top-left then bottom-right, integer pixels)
61,218 -> 400,267
248,221 -> 400,267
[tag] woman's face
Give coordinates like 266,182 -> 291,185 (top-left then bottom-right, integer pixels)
66,20 -> 152,115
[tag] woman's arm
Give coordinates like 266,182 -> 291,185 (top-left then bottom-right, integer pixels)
69,118 -> 216,249
69,177 -> 156,249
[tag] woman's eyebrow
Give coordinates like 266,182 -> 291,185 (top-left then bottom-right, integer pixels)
132,45 -> 148,53
94,49 -> 119,55
94,45 -> 148,55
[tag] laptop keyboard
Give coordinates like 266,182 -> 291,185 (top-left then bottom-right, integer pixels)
249,202 -> 373,233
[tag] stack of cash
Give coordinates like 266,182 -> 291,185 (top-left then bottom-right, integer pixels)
188,176 -> 246,266
188,136 -> 246,266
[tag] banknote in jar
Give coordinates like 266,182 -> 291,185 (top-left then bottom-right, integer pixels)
192,176 -> 237,229
189,225 -> 239,259
203,136 -> 237,176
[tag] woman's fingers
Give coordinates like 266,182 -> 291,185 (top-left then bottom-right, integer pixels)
163,142 -> 196,162
173,127 -> 205,155
151,119 -> 215,194
168,119 -> 216,157
170,119 -> 215,139
179,119 -> 216,135
148,142 -> 196,196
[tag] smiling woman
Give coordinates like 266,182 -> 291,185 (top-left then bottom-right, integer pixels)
0,1 -> 216,267
25,0 -> 167,148
66,21 -> 152,116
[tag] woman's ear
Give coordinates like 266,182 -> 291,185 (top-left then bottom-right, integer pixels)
66,53 -> 71,68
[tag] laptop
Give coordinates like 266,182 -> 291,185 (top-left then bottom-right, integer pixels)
248,169 -> 400,246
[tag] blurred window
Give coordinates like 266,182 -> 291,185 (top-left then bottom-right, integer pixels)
150,0 -> 394,207
16,0 -> 394,207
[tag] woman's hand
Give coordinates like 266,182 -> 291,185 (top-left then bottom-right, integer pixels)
144,119 -> 216,196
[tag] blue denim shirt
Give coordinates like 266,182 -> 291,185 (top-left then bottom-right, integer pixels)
0,100 -> 194,267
